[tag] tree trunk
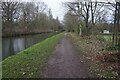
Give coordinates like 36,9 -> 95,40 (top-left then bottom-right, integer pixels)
113,2 -> 117,46
85,19 -> 89,35
91,2 -> 94,35
79,24 -> 82,36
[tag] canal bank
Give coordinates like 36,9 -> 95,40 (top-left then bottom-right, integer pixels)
2,32 -> 64,78
2,32 -> 59,60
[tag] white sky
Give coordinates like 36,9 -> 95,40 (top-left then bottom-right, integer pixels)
41,0 -> 71,21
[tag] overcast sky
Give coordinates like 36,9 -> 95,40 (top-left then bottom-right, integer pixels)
41,0 -> 71,21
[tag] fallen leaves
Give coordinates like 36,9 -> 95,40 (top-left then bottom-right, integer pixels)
68,33 -> 118,78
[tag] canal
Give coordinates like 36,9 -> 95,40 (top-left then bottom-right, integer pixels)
2,33 -> 55,60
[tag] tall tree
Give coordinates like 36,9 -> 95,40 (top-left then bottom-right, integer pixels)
63,11 -> 79,33
2,2 -> 19,30
66,1 -> 91,35
108,1 -> 120,46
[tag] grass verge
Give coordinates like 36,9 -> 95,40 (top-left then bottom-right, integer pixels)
2,32 -> 64,78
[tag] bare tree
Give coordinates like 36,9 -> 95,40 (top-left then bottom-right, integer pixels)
2,2 -> 19,29
2,1 -> 62,36
90,1 -> 106,35
66,1 -> 107,35
108,1 -> 120,46
66,1 -> 91,35
63,11 -> 79,32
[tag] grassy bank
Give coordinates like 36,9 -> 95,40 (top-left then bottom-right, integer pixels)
2,32 -> 64,78
68,33 -> 118,78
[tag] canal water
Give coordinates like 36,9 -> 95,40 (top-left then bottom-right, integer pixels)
2,33 -> 54,60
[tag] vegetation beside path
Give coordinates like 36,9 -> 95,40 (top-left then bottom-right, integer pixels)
68,33 -> 118,79
2,32 -> 64,78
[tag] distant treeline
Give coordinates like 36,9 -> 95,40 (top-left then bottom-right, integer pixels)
2,1 -> 64,37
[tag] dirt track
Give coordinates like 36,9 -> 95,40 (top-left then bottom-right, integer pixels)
41,34 -> 88,78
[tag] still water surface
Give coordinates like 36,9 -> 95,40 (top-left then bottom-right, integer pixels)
2,33 -> 54,60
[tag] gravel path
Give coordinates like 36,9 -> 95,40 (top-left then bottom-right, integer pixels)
41,34 -> 89,78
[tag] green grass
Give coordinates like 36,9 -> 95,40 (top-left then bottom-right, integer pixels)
2,32 -> 64,78
97,35 -> 120,51
103,35 -> 112,42
97,35 -> 112,42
